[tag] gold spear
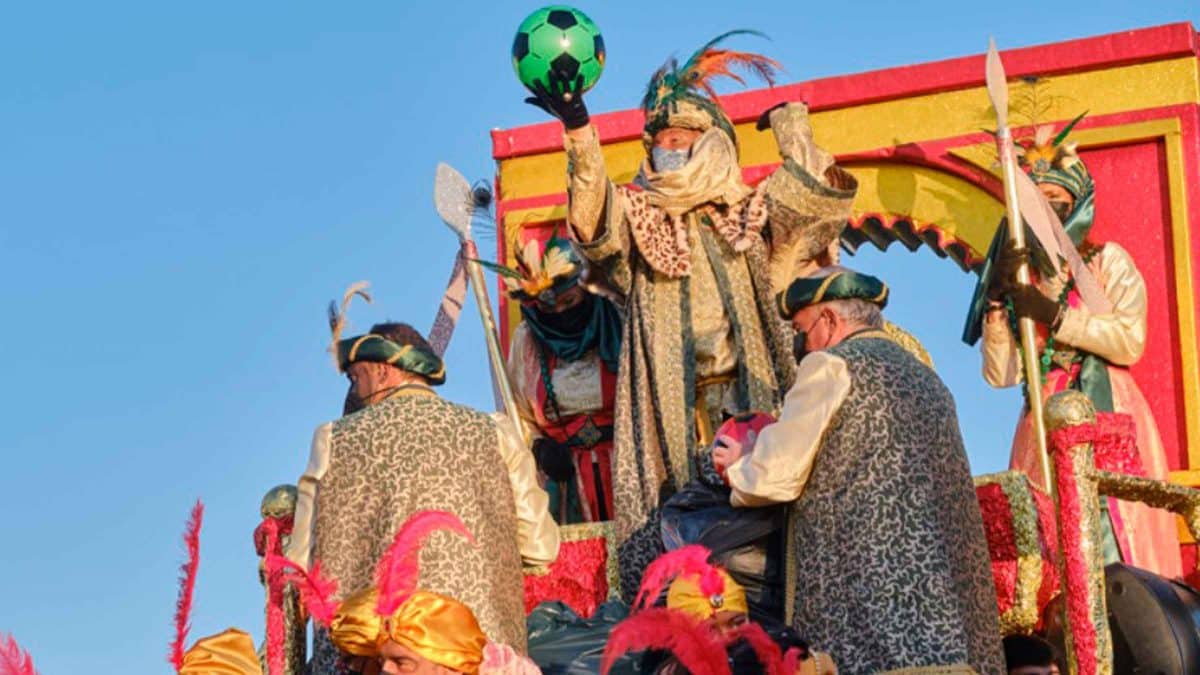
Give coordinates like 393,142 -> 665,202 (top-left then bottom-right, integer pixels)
985,39 -> 1053,496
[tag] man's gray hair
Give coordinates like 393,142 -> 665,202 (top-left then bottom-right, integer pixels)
808,265 -> 884,328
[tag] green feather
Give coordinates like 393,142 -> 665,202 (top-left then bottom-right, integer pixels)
471,258 -> 522,279
1052,111 -> 1088,147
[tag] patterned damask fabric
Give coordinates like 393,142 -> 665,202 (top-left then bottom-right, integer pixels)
310,394 -> 526,674
582,207 -> 795,600
789,337 -> 1004,675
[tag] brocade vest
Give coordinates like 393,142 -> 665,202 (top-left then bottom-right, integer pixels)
786,337 -> 1004,675
312,392 -> 527,652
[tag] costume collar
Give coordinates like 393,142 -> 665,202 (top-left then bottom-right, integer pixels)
383,383 -> 437,401
633,127 -> 752,218
519,294 -> 622,372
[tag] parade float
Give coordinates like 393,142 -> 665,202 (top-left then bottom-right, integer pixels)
212,19 -> 1200,675
476,19 -> 1200,674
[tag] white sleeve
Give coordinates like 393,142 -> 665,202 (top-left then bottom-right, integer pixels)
727,351 -> 851,507
284,422 -> 332,569
491,413 -> 560,569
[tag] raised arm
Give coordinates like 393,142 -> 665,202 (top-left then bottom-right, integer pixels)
526,72 -> 633,294
758,103 -> 859,293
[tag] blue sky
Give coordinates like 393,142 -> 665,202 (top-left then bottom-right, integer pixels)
2,2 -> 1197,671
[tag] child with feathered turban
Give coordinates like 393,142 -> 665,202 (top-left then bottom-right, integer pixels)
601,545 -> 835,675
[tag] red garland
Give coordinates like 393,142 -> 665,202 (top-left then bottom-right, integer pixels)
975,483 -> 1018,613
1047,413 -> 1142,477
1031,488 -> 1061,626
254,515 -> 294,557
259,518 -> 286,675
523,537 -> 609,617
1051,434 -> 1098,675
1092,413 -> 1144,476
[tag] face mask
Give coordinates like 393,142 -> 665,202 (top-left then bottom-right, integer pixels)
650,146 -> 690,172
537,293 -> 594,332
792,331 -> 809,363
1049,200 -> 1073,222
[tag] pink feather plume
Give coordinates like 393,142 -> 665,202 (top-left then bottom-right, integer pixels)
0,633 -> 38,675
600,608 -> 731,675
374,511 -> 475,615
634,545 -> 724,610
168,500 -> 204,671
263,553 -> 340,628
735,622 -> 784,675
782,646 -> 806,675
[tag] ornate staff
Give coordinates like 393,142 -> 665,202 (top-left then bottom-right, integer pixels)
433,162 -> 529,445
985,40 -> 1053,495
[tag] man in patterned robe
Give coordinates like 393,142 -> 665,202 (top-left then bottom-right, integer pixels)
286,306 -> 559,671
713,268 -> 1004,675
525,33 -> 858,590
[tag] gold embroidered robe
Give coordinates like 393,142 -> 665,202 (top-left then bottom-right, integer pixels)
564,103 -> 857,589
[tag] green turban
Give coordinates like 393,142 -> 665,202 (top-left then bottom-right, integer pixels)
335,334 -> 446,385
777,270 -> 890,319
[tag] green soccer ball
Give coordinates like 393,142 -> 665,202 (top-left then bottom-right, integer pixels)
512,6 -> 605,95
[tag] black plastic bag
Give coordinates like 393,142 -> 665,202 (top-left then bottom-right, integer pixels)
660,478 -> 787,623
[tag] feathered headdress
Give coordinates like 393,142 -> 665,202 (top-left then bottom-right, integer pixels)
0,634 -> 38,675
475,232 -> 580,302
327,281 -> 372,370
634,545 -> 726,611
1014,112 -> 1087,181
600,607 -> 731,675
169,500 -> 204,672
641,30 -> 780,143
374,511 -> 476,616
325,283 -> 447,383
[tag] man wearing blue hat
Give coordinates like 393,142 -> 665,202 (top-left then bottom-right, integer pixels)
713,266 -> 1003,675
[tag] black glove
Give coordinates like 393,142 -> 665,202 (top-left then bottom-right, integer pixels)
755,101 -> 790,131
987,239 -> 1029,301
532,437 -> 576,483
1009,284 -> 1063,327
524,69 -> 590,130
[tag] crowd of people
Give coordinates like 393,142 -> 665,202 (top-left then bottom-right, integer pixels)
164,29 -> 1170,675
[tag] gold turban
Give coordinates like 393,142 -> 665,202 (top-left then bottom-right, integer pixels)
383,591 -> 488,674
666,569 -> 749,621
329,587 -> 384,657
179,628 -> 263,675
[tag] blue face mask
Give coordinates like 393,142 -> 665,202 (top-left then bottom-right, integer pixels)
650,146 -> 690,172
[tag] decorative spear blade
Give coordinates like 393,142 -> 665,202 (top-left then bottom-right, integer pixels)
430,162 -> 528,442
434,162 -> 474,241
985,38 -> 1009,131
